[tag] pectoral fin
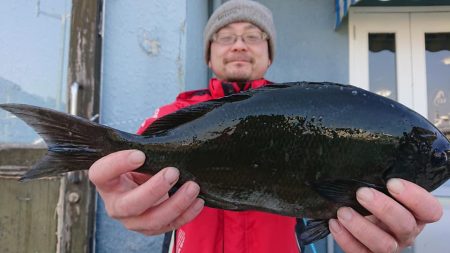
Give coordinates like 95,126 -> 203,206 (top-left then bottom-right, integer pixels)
310,179 -> 387,215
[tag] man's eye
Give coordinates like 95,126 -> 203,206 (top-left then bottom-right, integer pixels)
245,34 -> 260,41
218,35 -> 234,43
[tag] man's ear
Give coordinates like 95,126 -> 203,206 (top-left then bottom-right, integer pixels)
208,60 -> 212,68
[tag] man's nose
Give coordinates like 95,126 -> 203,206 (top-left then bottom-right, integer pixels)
230,36 -> 248,50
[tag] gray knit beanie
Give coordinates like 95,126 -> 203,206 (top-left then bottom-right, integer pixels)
204,0 -> 276,63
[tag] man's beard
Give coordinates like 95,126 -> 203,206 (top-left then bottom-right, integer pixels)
226,76 -> 251,83
225,66 -> 252,82
223,54 -> 254,82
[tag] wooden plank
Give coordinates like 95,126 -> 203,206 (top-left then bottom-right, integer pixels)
0,144 -> 60,253
0,178 -> 61,253
59,0 -> 103,251
56,175 -> 96,253
67,0 -> 102,118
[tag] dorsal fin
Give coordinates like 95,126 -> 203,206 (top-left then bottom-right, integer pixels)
261,83 -> 293,89
140,83 -> 296,136
141,93 -> 251,136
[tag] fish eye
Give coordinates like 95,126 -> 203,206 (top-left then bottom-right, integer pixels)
431,150 -> 448,167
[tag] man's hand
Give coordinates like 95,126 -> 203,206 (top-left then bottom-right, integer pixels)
329,179 -> 443,253
88,150 -> 204,235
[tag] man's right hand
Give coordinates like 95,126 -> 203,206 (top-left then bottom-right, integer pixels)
88,149 -> 204,235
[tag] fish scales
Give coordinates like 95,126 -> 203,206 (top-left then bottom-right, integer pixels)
133,83 -> 421,216
1,81 -> 449,245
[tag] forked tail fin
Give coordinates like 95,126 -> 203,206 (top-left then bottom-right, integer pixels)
0,103 -> 131,181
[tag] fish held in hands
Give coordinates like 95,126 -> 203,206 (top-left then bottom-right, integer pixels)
1,81 -> 449,245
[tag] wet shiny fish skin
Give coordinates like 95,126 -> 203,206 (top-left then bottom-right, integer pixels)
1,82 -> 449,221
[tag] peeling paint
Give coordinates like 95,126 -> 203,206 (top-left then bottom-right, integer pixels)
16,196 -> 32,201
177,20 -> 186,92
55,177 -> 67,253
138,28 -> 161,56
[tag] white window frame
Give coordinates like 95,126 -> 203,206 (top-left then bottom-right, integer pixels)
349,11 -> 450,252
349,6 -> 450,117
410,12 -> 450,119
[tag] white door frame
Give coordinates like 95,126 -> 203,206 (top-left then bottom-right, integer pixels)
410,12 -> 450,118
349,6 -> 450,117
349,12 -> 412,107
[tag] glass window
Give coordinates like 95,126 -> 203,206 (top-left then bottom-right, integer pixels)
368,33 -> 398,100
425,33 -> 450,130
0,0 -> 71,143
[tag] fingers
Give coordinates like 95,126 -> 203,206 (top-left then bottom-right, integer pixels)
336,207 -> 399,253
89,150 -> 146,190
386,179 -> 443,222
121,181 -> 204,235
135,198 -> 204,236
108,167 -> 180,218
88,150 -> 204,235
150,182 -> 201,227
329,219 -> 371,253
167,198 -> 204,230
356,186 -> 417,245
334,179 -> 444,252
130,172 -> 152,185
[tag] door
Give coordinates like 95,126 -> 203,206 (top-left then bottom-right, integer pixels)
349,7 -> 450,118
409,11 -> 450,253
349,7 -> 450,253
410,12 -> 450,128
349,12 -> 414,108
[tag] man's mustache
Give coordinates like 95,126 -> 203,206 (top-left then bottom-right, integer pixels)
224,55 -> 254,64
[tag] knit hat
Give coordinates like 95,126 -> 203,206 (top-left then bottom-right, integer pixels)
204,0 -> 276,63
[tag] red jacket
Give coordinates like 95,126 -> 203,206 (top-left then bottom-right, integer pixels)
137,78 -> 300,253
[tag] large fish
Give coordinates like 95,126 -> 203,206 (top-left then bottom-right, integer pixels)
1,82 -> 449,245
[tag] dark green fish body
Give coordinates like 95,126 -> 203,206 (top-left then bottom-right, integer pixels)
2,82 -> 449,245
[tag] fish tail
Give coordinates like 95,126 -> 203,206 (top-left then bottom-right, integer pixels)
0,103 -> 131,181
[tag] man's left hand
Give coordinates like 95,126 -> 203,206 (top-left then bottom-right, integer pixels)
329,178 -> 443,253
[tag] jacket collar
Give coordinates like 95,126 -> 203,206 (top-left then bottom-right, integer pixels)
208,78 -> 271,99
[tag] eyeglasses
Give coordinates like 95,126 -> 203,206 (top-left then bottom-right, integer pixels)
212,32 -> 268,45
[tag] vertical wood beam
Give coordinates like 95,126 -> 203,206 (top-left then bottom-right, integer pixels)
59,0 -> 103,252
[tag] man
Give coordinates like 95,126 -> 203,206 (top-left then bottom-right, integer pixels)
89,1 -> 443,252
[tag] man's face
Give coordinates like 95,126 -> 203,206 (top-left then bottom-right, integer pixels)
208,22 -> 271,82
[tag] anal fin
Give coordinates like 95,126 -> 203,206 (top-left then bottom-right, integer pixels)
298,219 -> 330,247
